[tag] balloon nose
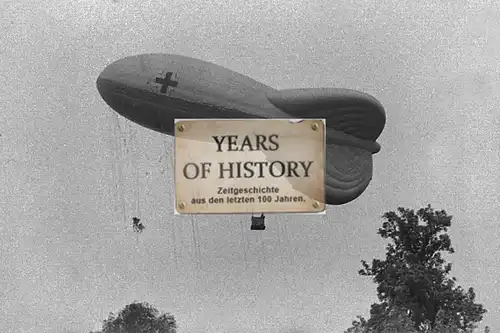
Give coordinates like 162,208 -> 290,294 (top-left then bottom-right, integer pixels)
95,73 -> 106,99
96,57 -> 174,135
96,59 -> 134,114
96,61 -> 121,101
96,72 -> 115,108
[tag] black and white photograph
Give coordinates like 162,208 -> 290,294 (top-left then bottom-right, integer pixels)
0,1 -> 498,332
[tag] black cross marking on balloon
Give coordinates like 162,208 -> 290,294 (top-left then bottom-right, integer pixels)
155,72 -> 178,94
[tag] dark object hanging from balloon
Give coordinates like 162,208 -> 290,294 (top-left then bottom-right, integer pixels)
132,217 -> 145,233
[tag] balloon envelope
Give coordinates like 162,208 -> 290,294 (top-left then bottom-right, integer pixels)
96,53 -> 386,205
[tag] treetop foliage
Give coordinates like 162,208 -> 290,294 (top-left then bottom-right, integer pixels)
93,301 -> 176,333
346,205 -> 487,333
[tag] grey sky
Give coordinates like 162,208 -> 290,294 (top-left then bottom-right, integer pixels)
1,0 -> 499,332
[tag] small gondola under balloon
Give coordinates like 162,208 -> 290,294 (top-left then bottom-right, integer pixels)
250,213 -> 265,230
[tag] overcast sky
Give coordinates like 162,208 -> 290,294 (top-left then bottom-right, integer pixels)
1,0 -> 499,332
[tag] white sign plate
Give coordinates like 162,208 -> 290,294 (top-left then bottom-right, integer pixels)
174,119 -> 325,214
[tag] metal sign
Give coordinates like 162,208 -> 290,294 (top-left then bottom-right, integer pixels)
174,119 -> 325,214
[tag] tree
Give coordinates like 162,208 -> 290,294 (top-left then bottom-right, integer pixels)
344,316 -> 369,333
345,205 -> 486,332
95,301 -> 176,333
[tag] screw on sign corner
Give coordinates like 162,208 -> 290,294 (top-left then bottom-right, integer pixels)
177,124 -> 185,132
177,201 -> 186,211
